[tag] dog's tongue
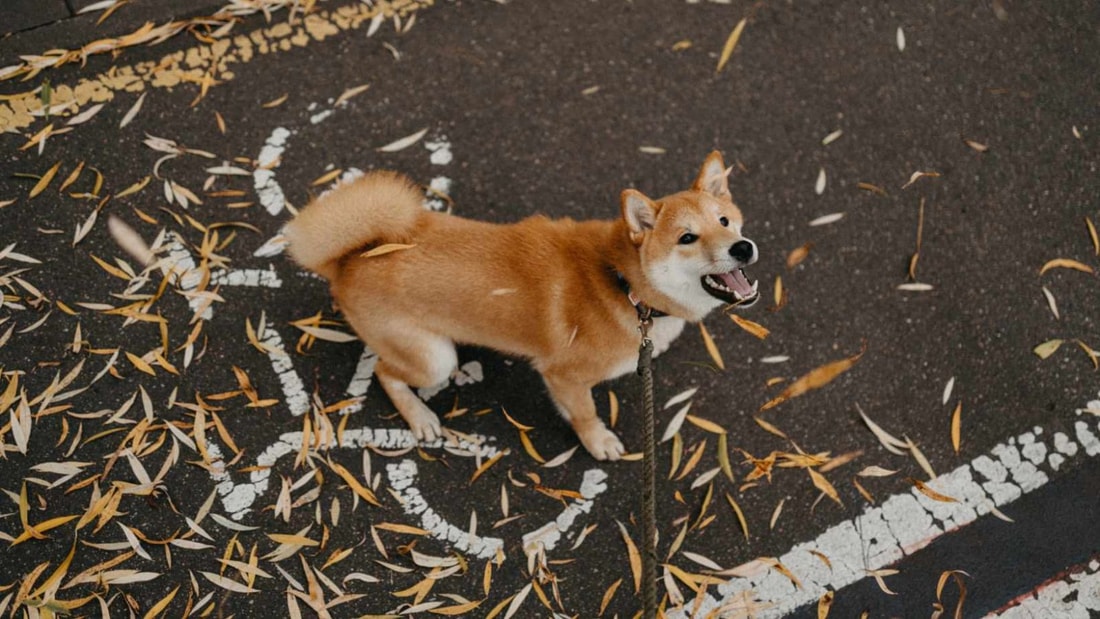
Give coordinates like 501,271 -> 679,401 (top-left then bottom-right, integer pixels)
719,269 -> 754,297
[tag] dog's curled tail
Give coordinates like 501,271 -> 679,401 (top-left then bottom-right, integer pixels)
284,171 -> 424,280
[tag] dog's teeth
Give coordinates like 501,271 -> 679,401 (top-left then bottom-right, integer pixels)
751,280 -> 759,293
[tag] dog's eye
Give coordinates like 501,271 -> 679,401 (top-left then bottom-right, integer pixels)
719,216 -> 730,227
678,233 -> 698,245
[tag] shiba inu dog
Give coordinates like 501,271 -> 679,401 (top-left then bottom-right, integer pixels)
284,151 -> 759,460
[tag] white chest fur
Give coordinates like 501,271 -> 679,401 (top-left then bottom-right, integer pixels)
604,316 -> 686,381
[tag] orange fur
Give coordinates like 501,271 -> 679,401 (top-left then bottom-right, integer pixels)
284,151 -> 758,460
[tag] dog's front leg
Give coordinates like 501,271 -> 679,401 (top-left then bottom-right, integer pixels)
542,373 -> 625,461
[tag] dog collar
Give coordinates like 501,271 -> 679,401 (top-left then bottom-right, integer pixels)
615,272 -> 669,320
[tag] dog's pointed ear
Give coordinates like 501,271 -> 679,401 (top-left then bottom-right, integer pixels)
692,150 -> 732,199
621,189 -> 658,236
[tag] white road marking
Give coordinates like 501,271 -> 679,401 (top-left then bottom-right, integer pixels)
217,427 -> 501,520
257,326 -> 310,417
989,559 -> 1100,618
210,265 -> 282,288
521,468 -> 608,556
254,126 -> 291,215
671,398 -> 1100,618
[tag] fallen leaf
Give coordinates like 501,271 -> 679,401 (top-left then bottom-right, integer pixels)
700,322 -> 725,370
729,314 -> 769,339
261,93 -> 289,108
950,401 -> 962,454
814,168 -> 827,195
616,521 -> 642,593
909,478 -> 958,503
821,130 -> 843,146
809,468 -> 842,506
335,83 -> 371,106
761,343 -> 865,410
809,212 -> 844,227
963,138 -> 989,152
1041,286 -> 1059,319
29,161 -> 62,199
857,466 -> 897,477
598,578 -> 622,616
1086,217 -> 1099,256
896,26 -> 906,51
119,92 -> 146,128
361,243 -> 417,258
1033,339 -> 1064,359
1039,258 -> 1094,275
786,243 -> 812,269
378,128 -> 429,152
818,590 -> 834,619
725,493 -> 749,540
716,18 -> 748,73
902,170 -> 941,189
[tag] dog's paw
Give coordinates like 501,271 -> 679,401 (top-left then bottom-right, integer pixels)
579,425 -> 626,461
404,407 -> 443,443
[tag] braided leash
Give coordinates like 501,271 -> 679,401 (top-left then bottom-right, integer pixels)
636,309 -> 658,618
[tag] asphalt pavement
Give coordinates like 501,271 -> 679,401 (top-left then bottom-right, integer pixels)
1,0 -> 1098,617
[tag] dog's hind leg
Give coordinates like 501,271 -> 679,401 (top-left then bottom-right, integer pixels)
371,334 -> 457,443
542,372 -> 625,461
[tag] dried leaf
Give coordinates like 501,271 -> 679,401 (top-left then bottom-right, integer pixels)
950,401 -> 962,454
261,93 -> 289,108
857,466 -> 897,477
119,92 -> 146,128
810,212 -> 845,226
361,243 -> 417,258
716,18 -> 748,73
1033,339 -> 1064,359
897,282 -> 934,291
786,243 -> 812,269
295,325 -> 358,343
664,388 -> 697,410
963,138 -> 989,152
909,478 -> 957,503
761,343 -> 865,410
662,402 -> 692,443
30,161 -> 62,198
541,445 -> 578,468
753,416 -> 787,439
729,314 -> 769,339
896,26 -> 906,51
725,493 -> 749,540
1086,217 -> 1099,256
814,168 -> 827,195
519,431 -> 545,464
699,322 -> 725,370
200,571 -> 258,594
809,468 -> 842,506
1039,258 -> 1094,275
598,578 -> 622,616
818,590 -> 834,619
1041,286 -> 1059,320
378,128 -> 429,152
902,170 -> 941,189
616,521 -> 643,593
942,376 -> 955,405
821,130 -> 843,146
856,404 -> 909,455
335,83 -> 371,106
770,498 -> 785,530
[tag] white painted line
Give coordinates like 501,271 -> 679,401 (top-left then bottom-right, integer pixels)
388,459 -> 505,559
258,326 -> 310,417
210,265 -> 282,288
216,427 -> 502,520
254,126 -> 290,215
670,398 -> 1100,618
521,468 -> 608,556
989,559 -> 1100,617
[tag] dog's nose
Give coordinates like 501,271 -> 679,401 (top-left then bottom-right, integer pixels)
729,240 -> 756,263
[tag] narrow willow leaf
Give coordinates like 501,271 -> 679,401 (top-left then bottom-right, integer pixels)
716,18 -> 748,73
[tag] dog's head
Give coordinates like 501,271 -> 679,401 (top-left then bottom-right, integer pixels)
622,151 -> 759,321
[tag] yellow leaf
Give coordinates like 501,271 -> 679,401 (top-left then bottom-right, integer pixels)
310,168 -> 343,187
1039,258 -> 1094,275
717,433 -> 734,482
499,407 -> 534,431
725,493 -> 749,541
616,521 -> 642,594
753,416 -> 788,439
1033,339 -> 1064,359
430,600 -> 483,615
1087,217 -> 1099,256
29,161 -> 62,198
808,468 -> 842,506
699,322 -> 725,370
818,590 -> 834,619
729,314 -> 769,339
608,390 -> 619,428
598,578 -> 622,616
261,93 -> 289,108
519,431 -> 545,464
125,351 -> 156,376
950,401 -> 962,454
686,414 -> 726,435
328,460 -> 381,506
761,343 -> 866,411
266,533 -> 318,546
909,478 -> 958,503
374,522 -> 429,536
142,585 -> 179,619
786,242 -> 812,269
716,18 -> 748,73
470,452 -> 504,485
360,243 -> 418,258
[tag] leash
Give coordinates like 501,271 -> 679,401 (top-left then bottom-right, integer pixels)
636,306 -> 658,618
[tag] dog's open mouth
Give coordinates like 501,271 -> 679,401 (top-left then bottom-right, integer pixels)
701,269 -> 759,307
